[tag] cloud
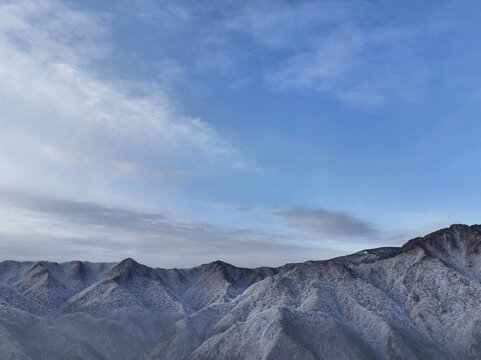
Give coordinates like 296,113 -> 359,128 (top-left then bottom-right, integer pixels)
0,189 -> 346,267
275,207 -> 378,239
115,0 -> 433,108
264,23 -> 431,108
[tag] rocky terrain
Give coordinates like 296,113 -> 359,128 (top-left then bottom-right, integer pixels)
1,224 -> 481,359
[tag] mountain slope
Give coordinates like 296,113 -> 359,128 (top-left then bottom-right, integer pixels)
1,224 -> 481,359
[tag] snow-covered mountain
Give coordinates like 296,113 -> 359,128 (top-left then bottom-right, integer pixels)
2,224 -> 481,359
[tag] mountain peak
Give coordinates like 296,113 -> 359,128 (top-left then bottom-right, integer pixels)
438,223 -> 481,234
118,257 -> 138,268
396,223 -> 481,258
102,257 -> 155,282
212,260 -> 234,267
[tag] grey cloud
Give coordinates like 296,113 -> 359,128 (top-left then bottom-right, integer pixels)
0,188 -> 166,230
276,207 -> 378,239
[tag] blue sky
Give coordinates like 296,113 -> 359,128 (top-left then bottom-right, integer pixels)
1,0 -> 481,267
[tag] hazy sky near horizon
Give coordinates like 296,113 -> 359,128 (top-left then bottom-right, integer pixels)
1,0 -> 481,267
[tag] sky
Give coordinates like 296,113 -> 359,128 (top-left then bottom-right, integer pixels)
1,0 -> 481,268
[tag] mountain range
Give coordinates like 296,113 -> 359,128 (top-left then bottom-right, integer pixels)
1,224 -> 481,359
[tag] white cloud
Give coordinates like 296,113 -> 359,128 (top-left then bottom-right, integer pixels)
0,0 -> 242,201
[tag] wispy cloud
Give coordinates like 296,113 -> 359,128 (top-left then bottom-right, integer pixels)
111,0 -> 446,108
0,0 -> 243,199
228,0 -> 437,108
265,24 -> 431,108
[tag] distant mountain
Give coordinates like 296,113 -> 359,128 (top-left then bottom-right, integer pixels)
1,224 -> 481,359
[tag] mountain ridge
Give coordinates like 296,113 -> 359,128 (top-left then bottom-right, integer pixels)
1,224 -> 481,359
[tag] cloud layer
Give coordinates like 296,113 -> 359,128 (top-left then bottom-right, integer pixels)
0,189 -> 347,267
